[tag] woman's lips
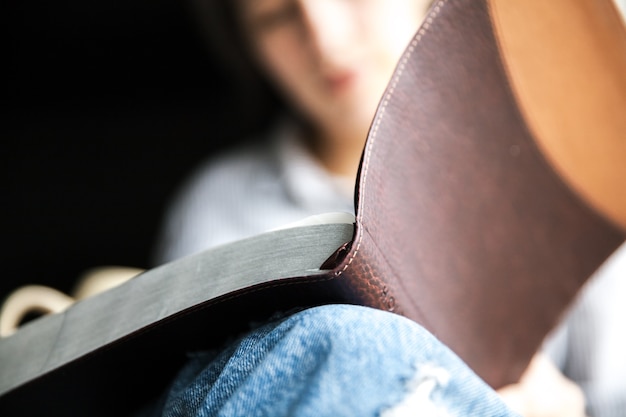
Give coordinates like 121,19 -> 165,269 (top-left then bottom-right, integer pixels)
324,70 -> 358,94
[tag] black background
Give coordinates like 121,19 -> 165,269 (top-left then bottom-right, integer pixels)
2,0 -> 256,298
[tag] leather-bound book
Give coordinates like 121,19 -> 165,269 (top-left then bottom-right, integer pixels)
1,0 -> 624,415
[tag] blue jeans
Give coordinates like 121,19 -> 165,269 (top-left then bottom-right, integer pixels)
144,305 -> 516,417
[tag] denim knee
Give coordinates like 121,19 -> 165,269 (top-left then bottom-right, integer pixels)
149,305 -> 516,417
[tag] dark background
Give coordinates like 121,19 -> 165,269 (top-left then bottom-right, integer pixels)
2,0 -> 259,299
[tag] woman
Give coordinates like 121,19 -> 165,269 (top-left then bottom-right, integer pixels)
150,1 -> 593,416
154,0 -> 428,262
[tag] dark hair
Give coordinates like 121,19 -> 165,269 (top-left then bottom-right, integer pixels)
186,0 -> 285,132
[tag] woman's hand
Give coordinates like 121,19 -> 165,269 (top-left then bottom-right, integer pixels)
497,353 -> 586,417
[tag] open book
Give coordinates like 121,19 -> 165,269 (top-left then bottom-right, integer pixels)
1,0 -> 625,415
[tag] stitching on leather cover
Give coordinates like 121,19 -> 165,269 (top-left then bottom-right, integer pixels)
337,0 -> 450,278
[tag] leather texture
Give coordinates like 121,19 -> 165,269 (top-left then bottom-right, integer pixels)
490,0 -> 626,231
330,0 -> 625,388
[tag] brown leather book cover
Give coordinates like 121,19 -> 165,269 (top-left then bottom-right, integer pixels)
330,0 -> 626,388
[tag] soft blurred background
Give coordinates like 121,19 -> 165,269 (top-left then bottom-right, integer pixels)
2,0 -> 271,299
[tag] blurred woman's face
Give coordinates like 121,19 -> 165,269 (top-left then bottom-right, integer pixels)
238,0 -> 429,141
